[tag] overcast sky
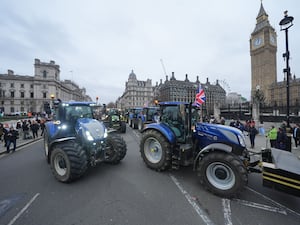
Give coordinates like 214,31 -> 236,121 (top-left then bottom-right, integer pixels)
0,0 -> 299,104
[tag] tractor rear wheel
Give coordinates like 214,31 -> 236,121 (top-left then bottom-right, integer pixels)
140,130 -> 171,171
120,121 -> 126,133
50,141 -> 88,183
197,152 -> 248,198
105,133 -> 127,164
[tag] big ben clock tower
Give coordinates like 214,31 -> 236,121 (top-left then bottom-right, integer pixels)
250,3 -> 277,104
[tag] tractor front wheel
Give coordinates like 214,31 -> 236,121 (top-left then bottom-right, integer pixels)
50,141 -> 88,183
140,130 -> 171,171
197,152 -> 248,198
105,133 -> 127,164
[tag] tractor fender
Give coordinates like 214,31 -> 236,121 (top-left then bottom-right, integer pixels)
141,123 -> 177,144
47,136 -> 76,163
193,142 -> 233,170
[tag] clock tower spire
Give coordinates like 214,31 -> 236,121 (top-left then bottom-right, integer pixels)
250,2 -> 277,105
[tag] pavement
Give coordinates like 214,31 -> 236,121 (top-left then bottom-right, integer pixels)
0,120 -> 43,155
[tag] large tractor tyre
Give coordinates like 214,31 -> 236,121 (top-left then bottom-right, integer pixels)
133,120 -> 138,129
120,121 -> 126,133
50,141 -> 88,183
105,134 -> 127,164
43,130 -> 50,161
140,129 -> 171,171
138,119 -> 144,131
197,152 -> 248,198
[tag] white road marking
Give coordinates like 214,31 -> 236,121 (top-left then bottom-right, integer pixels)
7,193 -> 40,225
170,174 -> 216,225
222,199 -> 233,225
232,198 -> 287,215
246,187 -> 300,217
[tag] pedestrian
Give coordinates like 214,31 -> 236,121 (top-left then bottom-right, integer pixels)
248,123 -> 258,149
0,123 -> 3,142
229,119 -> 235,127
30,120 -> 39,139
6,126 -> 19,153
220,117 -> 225,125
258,120 -> 265,136
3,123 -> 9,146
40,119 -> 46,136
267,125 -> 277,148
292,123 -> 300,148
22,120 -> 30,139
276,127 -> 288,150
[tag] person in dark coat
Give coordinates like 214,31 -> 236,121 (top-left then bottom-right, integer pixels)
292,123 -> 300,148
6,126 -> 19,153
30,120 -> 39,139
248,123 -> 258,149
276,127 -> 288,150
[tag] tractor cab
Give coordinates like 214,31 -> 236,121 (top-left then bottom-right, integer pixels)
159,102 -> 197,143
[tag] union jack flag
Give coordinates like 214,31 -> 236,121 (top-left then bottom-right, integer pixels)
195,85 -> 206,106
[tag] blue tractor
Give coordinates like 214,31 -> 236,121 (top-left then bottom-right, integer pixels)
136,106 -> 160,131
140,102 -> 252,198
44,99 -> 127,182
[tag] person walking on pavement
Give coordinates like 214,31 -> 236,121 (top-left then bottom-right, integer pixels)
3,123 -> 9,147
267,125 -> 277,148
248,123 -> 258,149
22,120 -> 30,139
0,123 -> 4,142
6,126 -> 19,153
276,127 -> 288,150
30,120 -> 39,139
40,119 -> 46,136
292,123 -> 300,148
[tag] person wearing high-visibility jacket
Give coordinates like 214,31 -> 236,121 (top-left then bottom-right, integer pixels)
267,125 -> 277,148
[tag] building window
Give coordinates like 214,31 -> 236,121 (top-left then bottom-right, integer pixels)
43,84 -> 47,89
20,83 -> 24,88
30,84 -> 33,88
43,70 -> 47,78
10,91 -> 14,98
43,93 -> 47,98
21,101 -> 24,105
21,107 -> 25,112
21,92 -> 25,98
30,92 -> 34,98
10,107 -> 15,113
10,101 -> 14,105
10,83 -> 14,88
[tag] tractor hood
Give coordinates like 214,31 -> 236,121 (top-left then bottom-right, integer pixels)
75,118 -> 107,141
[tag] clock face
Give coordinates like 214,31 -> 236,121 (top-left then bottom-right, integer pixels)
270,34 -> 276,45
253,37 -> 262,47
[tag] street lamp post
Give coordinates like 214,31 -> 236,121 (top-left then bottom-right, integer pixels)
279,10 -> 294,127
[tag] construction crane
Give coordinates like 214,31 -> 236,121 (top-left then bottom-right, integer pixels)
160,59 -> 168,76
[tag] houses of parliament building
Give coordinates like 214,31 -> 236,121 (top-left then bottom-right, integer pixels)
251,3 -> 299,115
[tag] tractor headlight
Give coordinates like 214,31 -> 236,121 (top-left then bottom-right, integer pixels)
104,128 -> 108,138
85,130 -> 94,141
238,134 -> 246,147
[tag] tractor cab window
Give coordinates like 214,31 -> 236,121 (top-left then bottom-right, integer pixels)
65,105 -> 93,122
161,105 -> 185,142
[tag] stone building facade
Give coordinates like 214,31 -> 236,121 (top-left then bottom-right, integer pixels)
250,3 -> 299,112
117,70 -> 226,118
116,70 -> 155,109
156,72 -> 226,116
0,58 -> 91,115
